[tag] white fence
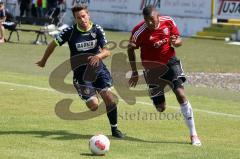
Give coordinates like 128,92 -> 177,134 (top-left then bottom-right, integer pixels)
87,0 -> 212,36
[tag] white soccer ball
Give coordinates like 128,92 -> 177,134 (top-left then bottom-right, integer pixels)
89,134 -> 110,155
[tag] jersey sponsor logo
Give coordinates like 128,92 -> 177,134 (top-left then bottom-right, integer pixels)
163,28 -> 169,35
91,32 -> 96,38
75,40 -> 97,51
149,35 -> 154,41
153,38 -> 168,48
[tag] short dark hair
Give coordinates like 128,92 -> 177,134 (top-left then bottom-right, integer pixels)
71,4 -> 88,17
142,5 -> 156,17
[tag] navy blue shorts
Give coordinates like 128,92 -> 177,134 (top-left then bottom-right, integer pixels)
73,72 -> 112,102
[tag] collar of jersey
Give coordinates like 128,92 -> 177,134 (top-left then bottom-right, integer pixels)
77,21 -> 93,32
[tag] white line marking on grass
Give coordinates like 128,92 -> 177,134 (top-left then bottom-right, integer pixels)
1,81 -> 240,119
0,81 -> 56,92
119,99 -> 240,119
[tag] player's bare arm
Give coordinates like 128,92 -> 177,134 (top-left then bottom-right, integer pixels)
88,48 -> 111,67
170,35 -> 182,47
36,40 -> 58,67
127,42 -> 139,87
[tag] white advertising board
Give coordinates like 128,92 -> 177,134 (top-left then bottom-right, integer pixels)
214,0 -> 240,19
67,0 -> 211,17
66,0 -> 160,13
90,11 -> 211,37
63,0 -> 212,36
160,0 -> 212,18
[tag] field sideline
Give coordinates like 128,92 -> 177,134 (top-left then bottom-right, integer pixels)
0,28 -> 240,159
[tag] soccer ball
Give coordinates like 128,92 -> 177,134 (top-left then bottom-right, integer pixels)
89,134 -> 110,155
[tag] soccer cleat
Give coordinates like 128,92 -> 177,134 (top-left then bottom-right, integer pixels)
112,129 -> 125,138
191,135 -> 202,146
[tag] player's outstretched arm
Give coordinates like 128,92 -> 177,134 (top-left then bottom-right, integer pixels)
127,42 -> 139,87
36,40 -> 58,68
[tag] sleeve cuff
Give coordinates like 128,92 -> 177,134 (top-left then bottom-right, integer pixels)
54,39 -> 60,46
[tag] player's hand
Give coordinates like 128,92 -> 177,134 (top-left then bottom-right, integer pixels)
129,71 -> 138,87
35,60 -> 46,68
170,35 -> 182,47
88,55 -> 101,67
170,35 -> 178,43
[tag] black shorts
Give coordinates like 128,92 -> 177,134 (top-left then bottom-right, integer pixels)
144,56 -> 186,105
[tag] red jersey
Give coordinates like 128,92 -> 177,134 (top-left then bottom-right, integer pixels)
130,16 -> 180,67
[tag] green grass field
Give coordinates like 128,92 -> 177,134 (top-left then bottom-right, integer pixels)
0,27 -> 240,159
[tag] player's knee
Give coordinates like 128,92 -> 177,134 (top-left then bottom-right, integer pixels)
86,96 -> 99,111
87,103 -> 99,111
100,88 -> 115,105
89,105 -> 98,111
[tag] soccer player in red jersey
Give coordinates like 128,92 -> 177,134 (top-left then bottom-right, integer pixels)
127,5 -> 201,146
